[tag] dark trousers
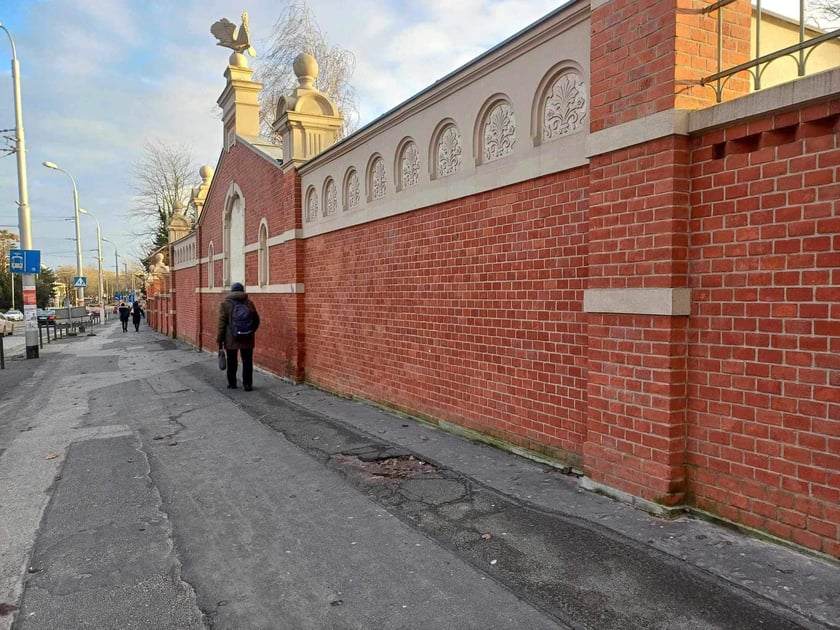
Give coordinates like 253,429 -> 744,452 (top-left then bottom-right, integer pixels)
225,348 -> 253,387
120,318 -> 128,331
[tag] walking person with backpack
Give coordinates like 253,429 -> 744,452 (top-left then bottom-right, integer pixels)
217,282 -> 260,391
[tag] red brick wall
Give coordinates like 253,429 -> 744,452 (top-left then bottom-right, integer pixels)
687,100 -> 840,556
144,276 -> 169,335
195,143 -> 304,379
158,97 -> 837,556
590,0 -> 750,132
587,137 -> 691,290
585,314 -> 689,503
302,170 -> 590,462
172,262 -> 198,346
147,3 -> 839,558
584,136 -> 692,506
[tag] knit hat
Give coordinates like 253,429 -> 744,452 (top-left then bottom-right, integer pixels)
231,282 -> 244,292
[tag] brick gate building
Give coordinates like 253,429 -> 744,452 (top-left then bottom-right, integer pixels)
145,1 -> 840,558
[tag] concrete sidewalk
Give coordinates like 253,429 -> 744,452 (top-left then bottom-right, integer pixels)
1,320 -> 837,629
265,385 -> 840,628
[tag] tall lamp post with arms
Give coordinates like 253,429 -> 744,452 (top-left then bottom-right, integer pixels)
102,237 -> 119,304
42,161 -> 85,307
79,208 -> 104,318
1,21 -> 39,358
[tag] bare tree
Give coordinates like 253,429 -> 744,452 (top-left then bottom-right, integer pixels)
254,0 -> 358,141
808,0 -> 840,25
130,140 -> 198,256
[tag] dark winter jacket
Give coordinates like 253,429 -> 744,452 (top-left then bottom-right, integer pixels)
131,302 -> 144,322
118,304 -> 130,322
217,290 -> 260,350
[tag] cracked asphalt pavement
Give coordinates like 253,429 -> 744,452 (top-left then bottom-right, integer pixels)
1,321 -> 838,629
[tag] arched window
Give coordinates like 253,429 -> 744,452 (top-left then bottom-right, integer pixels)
258,222 -> 269,287
223,184 -> 246,288
208,242 -> 215,289
222,208 -> 230,287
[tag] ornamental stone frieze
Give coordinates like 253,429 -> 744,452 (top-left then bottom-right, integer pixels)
400,141 -> 421,189
306,188 -> 319,222
296,5 -> 591,235
543,71 -> 587,141
370,157 -> 387,200
344,170 -> 361,211
436,125 -> 462,178
482,101 -> 516,163
324,179 -> 338,216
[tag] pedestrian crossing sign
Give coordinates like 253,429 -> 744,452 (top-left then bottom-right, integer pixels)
73,276 -> 87,288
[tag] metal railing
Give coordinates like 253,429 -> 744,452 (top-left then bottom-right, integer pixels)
0,313 -> 107,366
700,0 -> 840,102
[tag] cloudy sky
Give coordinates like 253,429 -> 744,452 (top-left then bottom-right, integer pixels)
0,0 -> 814,274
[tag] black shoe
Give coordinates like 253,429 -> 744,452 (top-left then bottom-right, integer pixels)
227,384 -> 237,389
243,385 -> 253,391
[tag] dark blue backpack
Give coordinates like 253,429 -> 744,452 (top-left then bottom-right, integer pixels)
230,300 -> 253,337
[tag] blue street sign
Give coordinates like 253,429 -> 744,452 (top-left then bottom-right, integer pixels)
9,249 -> 40,274
73,276 -> 87,288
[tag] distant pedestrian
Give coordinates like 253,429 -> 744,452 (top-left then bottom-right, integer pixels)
118,302 -> 130,332
217,282 -> 260,391
131,301 -> 145,332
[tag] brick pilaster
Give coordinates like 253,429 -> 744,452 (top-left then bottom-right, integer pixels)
584,0 -> 751,507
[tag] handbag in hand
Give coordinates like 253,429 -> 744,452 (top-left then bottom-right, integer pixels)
218,348 -> 227,371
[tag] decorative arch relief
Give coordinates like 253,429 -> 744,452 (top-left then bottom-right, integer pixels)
483,101 -> 515,163
543,71 -> 587,142
344,169 -> 360,211
324,179 -> 338,216
306,188 -> 319,222
400,141 -> 420,190
370,156 -> 387,200
436,124 -> 462,178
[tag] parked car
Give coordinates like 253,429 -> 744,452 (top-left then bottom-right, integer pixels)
0,312 -> 13,336
37,308 -> 56,326
4,309 -> 23,321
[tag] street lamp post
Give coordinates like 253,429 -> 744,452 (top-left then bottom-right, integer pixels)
43,161 -> 84,307
79,208 -> 104,319
115,255 -> 130,299
123,260 -> 129,297
102,238 -> 119,303
1,21 -> 38,358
